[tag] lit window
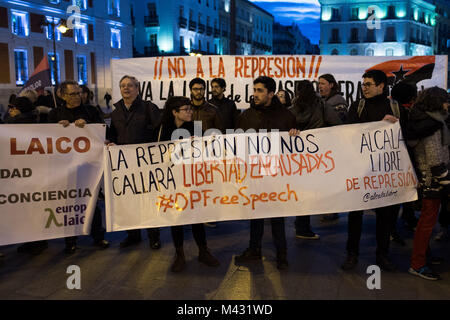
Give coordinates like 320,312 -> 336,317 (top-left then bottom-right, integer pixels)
75,23 -> 88,45
45,16 -> 61,41
111,28 -> 121,49
11,10 -> 29,37
14,49 -> 28,85
366,48 -> 374,56
48,52 -> 60,85
386,48 -> 394,56
49,0 -> 60,4
108,0 -> 120,17
77,55 -> 87,85
72,0 -> 87,10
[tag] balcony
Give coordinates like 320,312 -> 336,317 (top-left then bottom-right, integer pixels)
365,36 -> 377,43
144,46 -> 159,56
198,23 -> 205,34
206,26 -> 212,36
329,38 -> 341,44
330,14 -> 341,22
144,16 -> 159,27
384,36 -> 397,42
189,20 -> 197,31
179,17 -> 187,28
348,38 -> 360,43
214,28 -> 220,37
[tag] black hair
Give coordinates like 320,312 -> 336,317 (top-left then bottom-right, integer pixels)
278,90 -> 292,107
391,81 -> 417,105
253,76 -> 276,94
161,96 -> 191,126
414,86 -> 449,112
362,69 -> 387,87
189,77 -> 206,90
294,80 -> 321,112
211,78 -> 226,88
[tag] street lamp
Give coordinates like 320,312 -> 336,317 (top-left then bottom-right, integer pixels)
41,17 -> 67,86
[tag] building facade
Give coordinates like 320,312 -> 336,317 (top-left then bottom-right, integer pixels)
0,0 -> 133,108
273,22 -> 319,55
429,0 -> 450,84
131,0 -> 273,57
319,0 -> 436,56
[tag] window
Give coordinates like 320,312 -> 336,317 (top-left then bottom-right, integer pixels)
150,34 -> 157,47
350,48 -> 358,55
74,23 -> 88,44
11,10 -> 29,37
77,56 -> 87,85
49,0 -> 60,4
350,28 -> 358,42
72,0 -> 87,11
366,48 -> 374,56
180,5 -> 184,17
385,26 -> 396,41
331,49 -> 339,55
111,28 -> 121,49
387,5 -> 396,19
148,3 -> 156,18
45,17 -> 61,41
351,7 -> 359,20
14,49 -> 28,85
386,48 -> 394,56
48,52 -> 60,85
108,0 -> 120,17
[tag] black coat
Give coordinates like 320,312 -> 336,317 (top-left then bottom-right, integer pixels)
4,110 -> 39,124
48,104 -> 103,124
347,93 -> 397,124
208,96 -> 240,130
159,121 -> 195,142
236,98 -> 296,131
108,96 -> 161,145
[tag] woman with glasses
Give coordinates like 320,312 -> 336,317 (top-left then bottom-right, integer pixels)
159,96 -> 220,273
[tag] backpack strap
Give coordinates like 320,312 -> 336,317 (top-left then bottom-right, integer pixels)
357,99 -> 365,118
389,98 -> 400,119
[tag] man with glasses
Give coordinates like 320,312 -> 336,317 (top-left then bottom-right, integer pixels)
108,75 -> 162,250
342,70 -> 401,272
48,80 -> 109,254
189,77 -> 224,228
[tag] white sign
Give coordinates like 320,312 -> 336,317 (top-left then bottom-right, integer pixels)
0,124 -> 106,245
103,121 -> 418,232
111,55 -> 448,109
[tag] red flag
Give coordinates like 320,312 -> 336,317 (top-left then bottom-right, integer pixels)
18,56 -> 52,95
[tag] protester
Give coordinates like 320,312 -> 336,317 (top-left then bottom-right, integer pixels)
318,74 -> 348,123
390,81 -> 420,241
407,87 -> 449,280
107,75 -> 162,249
235,76 -> 297,270
158,96 -> 220,272
276,89 -> 292,108
342,70 -> 402,272
190,77 -> 224,228
208,78 -> 240,130
104,92 -> 112,110
48,80 -> 110,254
288,80 -> 325,239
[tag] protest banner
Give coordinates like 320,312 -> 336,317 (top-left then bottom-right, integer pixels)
103,121 -> 418,232
0,124 -> 106,245
111,55 -> 447,109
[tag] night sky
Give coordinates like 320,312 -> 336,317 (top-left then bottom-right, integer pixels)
249,0 -> 321,44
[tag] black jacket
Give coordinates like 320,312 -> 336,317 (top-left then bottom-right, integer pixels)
208,96 -> 240,130
48,104 -> 103,124
108,96 -> 161,145
4,110 -> 39,124
347,93 -> 396,124
405,106 -> 444,141
236,98 -> 296,131
159,121 -> 195,142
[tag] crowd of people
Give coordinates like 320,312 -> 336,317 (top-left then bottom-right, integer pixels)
1,70 -> 449,282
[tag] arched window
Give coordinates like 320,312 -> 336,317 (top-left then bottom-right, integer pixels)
366,48 -> 374,56
386,48 -> 394,56
331,48 -> 339,55
350,48 -> 358,55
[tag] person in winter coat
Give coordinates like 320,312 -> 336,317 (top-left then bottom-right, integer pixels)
318,74 -> 348,124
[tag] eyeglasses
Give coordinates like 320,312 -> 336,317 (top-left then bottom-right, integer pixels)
191,87 -> 205,92
362,82 -> 376,88
178,107 -> 193,112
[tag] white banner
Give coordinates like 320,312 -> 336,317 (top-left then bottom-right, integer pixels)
0,124 -> 106,245
104,121 -> 418,232
111,55 -> 447,109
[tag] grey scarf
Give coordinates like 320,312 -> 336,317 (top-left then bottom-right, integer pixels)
426,111 -> 450,146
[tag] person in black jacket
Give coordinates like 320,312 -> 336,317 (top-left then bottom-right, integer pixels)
208,78 -> 240,131
158,96 -> 220,272
234,76 -> 298,270
48,80 -> 109,254
342,70 -> 400,272
107,75 -> 163,250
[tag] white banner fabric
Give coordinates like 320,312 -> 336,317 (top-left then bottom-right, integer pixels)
104,121 -> 418,232
0,124 -> 106,245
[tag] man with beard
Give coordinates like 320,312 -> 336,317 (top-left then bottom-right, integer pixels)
234,76 -> 297,270
208,78 -> 240,130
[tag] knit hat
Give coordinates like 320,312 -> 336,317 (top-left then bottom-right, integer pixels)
13,97 -> 35,113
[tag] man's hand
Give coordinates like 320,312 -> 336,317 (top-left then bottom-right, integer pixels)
74,118 -> 87,128
289,129 -> 301,136
58,120 -> 70,127
382,115 -> 398,123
